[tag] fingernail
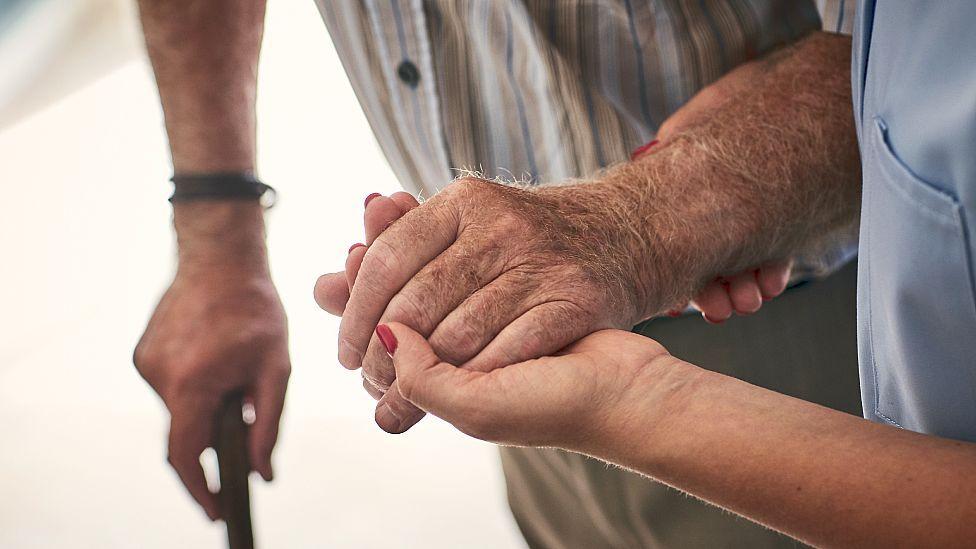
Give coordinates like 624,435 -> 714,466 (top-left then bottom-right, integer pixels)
364,192 -> 382,208
667,309 -> 681,318
348,242 -> 366,253
375,324 -> 397,357
630,139 -> 660,160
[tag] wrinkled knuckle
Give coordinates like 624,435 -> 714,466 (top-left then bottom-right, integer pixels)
387,290 -> 436,333
516,323 -> 549,361
362,365 -> 393,392
433,321 -> 482,365
489,210 -> 532,237
443,177 -> 500,211
358,239 -> 401,289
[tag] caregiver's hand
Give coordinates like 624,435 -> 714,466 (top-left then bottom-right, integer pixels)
376,321 -> 677,450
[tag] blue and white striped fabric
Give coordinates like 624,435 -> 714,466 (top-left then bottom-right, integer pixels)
317,0 -> 855,276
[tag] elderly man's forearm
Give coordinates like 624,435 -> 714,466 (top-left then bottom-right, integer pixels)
138,0 -> 269,261
137,0 -> 266,174
589,358 -> 976,548
550,32 -> 860,316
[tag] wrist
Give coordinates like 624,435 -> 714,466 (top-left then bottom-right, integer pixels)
173,199 -> 270,277
589,142 -> 737,318
535,173 -> 677,322
583,355 -> 707,469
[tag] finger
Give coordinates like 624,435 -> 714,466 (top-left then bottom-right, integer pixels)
727,271 -> 763,315
345,243 -> 368,290
463,300 -> 599,373
374,380 -> 427,434
314,272 -> 350,316
365,195 -> 407,245
380,323 -> 482,420
248,361 -> 289,482
757,259 -> 793,300
167,396 -> 220,521
380,279 -> 539,431
690,279 -> 733,324
363,376 -> 385,401
389,191 -> 420,214
358,241 -> 510,390
338,203 -> 459,370
427,269 -> 541,366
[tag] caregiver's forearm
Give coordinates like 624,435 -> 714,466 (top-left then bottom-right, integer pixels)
591,358 -> 976,548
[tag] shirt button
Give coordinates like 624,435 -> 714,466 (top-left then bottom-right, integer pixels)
397,60 -> 420,89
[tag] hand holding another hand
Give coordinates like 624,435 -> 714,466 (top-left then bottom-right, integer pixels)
376,322 -> 680,453
315,185 -> 791,435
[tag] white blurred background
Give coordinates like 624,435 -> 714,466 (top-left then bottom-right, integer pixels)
0,0 -> 525,547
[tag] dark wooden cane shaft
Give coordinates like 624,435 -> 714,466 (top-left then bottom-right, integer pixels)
215,392 -> 254,549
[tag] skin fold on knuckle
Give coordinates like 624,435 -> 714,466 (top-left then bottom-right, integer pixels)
362,363 -> 393,393
362,345 -> 395,390
386,288 -> 439,336
430,316 -> 486,366
355,238 -> 403,297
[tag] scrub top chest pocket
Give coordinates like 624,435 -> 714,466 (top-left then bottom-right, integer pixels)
858,117 -> 976,440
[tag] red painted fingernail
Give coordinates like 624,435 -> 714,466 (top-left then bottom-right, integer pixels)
348,242 -> 366,253
630,139 -> 659,161
364,192 -> 382,208
375,324 -> 398,357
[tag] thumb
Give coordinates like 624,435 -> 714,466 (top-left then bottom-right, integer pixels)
375,322 -> 480,419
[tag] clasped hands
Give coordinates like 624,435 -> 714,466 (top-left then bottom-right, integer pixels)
315,179 -> 791,447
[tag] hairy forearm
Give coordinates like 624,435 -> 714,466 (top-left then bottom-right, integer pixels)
137,0 -> 266,174
588,359 -> 976,547
550,32 -> 860,318
138,0 -> 269,267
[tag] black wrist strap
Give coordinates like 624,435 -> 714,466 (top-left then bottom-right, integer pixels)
169,172 -> 277,208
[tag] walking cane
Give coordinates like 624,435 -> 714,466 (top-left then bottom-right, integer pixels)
215,391 -> 255,549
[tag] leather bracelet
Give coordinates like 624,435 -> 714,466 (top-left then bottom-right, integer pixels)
169,172 -> 277,208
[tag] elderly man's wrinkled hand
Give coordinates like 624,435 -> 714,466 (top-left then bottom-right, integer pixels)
319,179 -> 650,434
135,268 -> 290,521
314,183 -> 791,435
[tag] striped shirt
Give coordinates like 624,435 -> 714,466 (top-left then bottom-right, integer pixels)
316,0 -> 856,275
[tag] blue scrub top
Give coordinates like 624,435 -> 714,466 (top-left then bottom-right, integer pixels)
854,1 -> 976,441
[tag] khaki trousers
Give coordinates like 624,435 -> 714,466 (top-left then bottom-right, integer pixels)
500,261 -> 861,549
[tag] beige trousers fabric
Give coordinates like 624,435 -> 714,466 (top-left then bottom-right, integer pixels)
500,261 -> 861,549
